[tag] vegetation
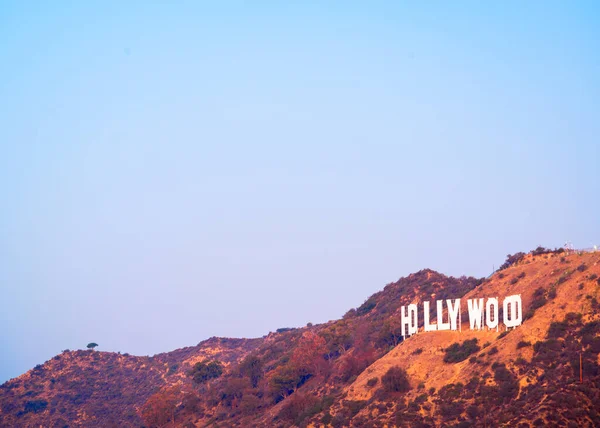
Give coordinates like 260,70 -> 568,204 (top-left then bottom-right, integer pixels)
356,298 -> 377,315
366,377 -> 378,387
188,360 -> 224,384
21,399 -> 48,415
2,254 -> 599,428
380,366 -> 411,394
499,252 -> 526,270
444,339 -> 480,363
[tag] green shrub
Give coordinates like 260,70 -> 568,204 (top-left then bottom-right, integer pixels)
443,339 -> 480,363
188,360 -> 223,384
499,253 -> 526,270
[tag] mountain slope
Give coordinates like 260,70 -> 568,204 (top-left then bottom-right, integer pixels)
335,250 -> 600,427
0,337 -> 262,427
1,249 -> 599,427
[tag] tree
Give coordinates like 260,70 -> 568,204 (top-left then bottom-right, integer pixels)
268,364 -> 300,402
291,331 -> 328,378
87,342 -> 98,350
239,355 -> 264,388
141,387 -> 178,427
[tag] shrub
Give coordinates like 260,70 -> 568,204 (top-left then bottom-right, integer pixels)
516,340 -> 531,349
366,377 -> 378,387
526,287 -> 548,320
239,355 -> 264,388
531,288 -> 547,308
488,346 -> 499,355
444,339 -> 480,363
343,400 -> 367,418
381,366 -> 411,394
499,253 -> 526,270
188,360 -> 223,384
357,298 -> 377,315
498,330 -> 510,339
343,308 -> 357,319
493,364 -> 519,402
466,404 -> 481,419
277,393 -> 320,425
577,263 -> 587,272
547,321 -> 569,339
531,246 -> 551,256
515,357 -> 527,366
557,271 -> 571,285
412,348 -> 423,355
22,400 -> 48,414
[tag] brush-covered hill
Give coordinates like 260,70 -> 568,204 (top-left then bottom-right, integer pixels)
0,337 -> 263,427
1,249 -> 599,427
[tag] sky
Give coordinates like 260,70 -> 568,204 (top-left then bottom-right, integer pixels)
1,1 -> 599,384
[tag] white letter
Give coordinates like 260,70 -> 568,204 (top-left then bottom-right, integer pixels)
447,299 -> 461,331
467,298 -> 485,330
437,300 -> 450,331
486,297 -> 499,330
401,305 -> 409,338
401,304 -> 419,338
423,301 -> 437,332
408,304 -> 418,336
503,295 -> 522,328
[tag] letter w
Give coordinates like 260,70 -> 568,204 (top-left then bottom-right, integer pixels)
467,298 -> 484,330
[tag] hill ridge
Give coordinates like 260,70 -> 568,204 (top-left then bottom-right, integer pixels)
1,249 -> 599,427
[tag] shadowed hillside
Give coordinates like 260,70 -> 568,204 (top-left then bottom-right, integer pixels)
1,249 -> 599,427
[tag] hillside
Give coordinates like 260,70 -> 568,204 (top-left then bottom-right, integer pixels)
1,249 -> 599,427
0,338 -> 263,427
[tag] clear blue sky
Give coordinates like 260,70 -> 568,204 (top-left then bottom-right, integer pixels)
1,1 -> 598,383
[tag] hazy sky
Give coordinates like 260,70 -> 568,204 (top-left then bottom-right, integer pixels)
1,2 -> 599,383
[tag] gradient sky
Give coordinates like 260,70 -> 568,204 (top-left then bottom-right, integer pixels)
1,1 -> 599,384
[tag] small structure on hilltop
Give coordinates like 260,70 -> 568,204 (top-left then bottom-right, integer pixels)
564,241 -> 575,254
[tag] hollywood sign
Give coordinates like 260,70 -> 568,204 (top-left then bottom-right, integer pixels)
399,295 -> 522,338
